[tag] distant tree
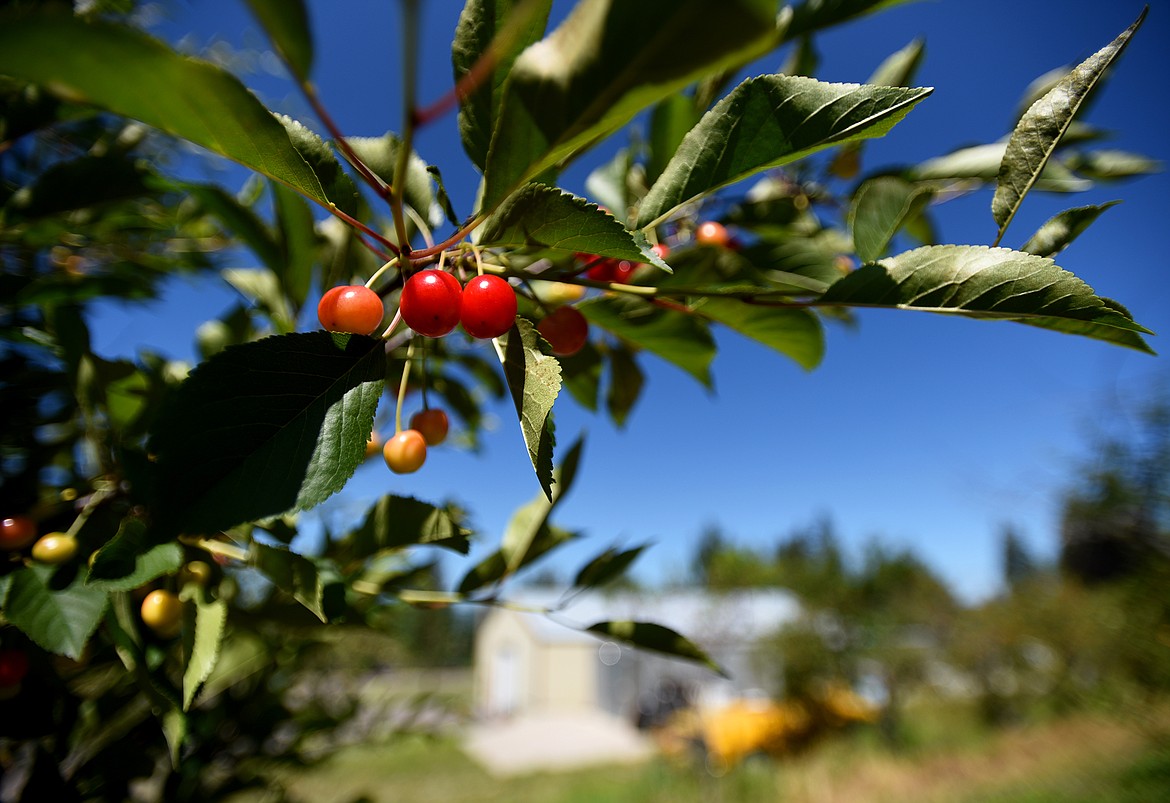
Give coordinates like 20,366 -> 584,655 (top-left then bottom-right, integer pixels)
1002,524 -> 1040,589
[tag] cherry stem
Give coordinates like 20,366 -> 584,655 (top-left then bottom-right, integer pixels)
395,339 -> 416,434
413,214 -> 485,260
329,202 -> 400,255
389,0 -> 421,265
365,256 -> 401,290
302,82 -> 394,204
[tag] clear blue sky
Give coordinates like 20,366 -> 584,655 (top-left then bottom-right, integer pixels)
90,0 -> 1169,603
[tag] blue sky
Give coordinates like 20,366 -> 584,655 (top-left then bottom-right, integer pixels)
90,0 -> 1169,603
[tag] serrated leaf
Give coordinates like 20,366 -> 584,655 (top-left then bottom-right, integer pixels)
500,437 -> 583,571
992,9 -> 1146,243
579,296 -> 715,386
784,0 -> 919,39
498,318 -> 562,499
345,494 -> 472,558
691,298 -> 824,370
605,342 -> 643,428
276,115 -> 362,217
252,542 -> 346,622
0,14 -> 330,206
452,0 -> 553,171
820,244 -> 1154,351
87,518 -> 183,590
480,0 -> 778,213
573,544 -> 646,590
637,75 -> 932,228
243,0 -> 313,82
1021,201 -> 1121,258
586,620 -> 726,676
458,525 -> 578,595
181,591 -> 227,710
911,142 -> 1091,192
148,332 -> 385,539
479,184 -> 662,264
344,133 -> 439,226
849,175 -> 934,262
5,565 -> 108,660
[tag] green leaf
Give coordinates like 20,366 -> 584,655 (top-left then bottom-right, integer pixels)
251,542 -> 346,622
87,518 -> 183,591
452,0 -> 552,171
3,153 -> 150,220
647,95 -> 701,186
479,184 -> 663,264
579,296 -> 715,386
181,591 -> 228,710
223,268 -> 295,332
585,620 -> 726,676
243,0 -> 314,82
1021,201 -> 1121,258
172,181 -> 282,273
344,133 -> 439,225
345,495 -> 472,558
5,565 -> 108,660
1064,149 -> 1162,181
820,245 -> 1154,352
148,332 -> 385,538
272,183 -> 317,311
849,175 -> 934,262
573,544 -> 646,590
911,142 -> 1090,192
637,75 -> 932,228
480,0 -> 779,213
558,342 -> 603,412
0,14 -> 330,206
992,8 -> 1147,243
783,0 -> 919,40
498,318 -> 562,499
605,343 -> 643,428
584,148 -> 633,218
867,37 -> 925,88
278,115 -> 362,216
690,298 -> 824,370
501,437 -> 583,571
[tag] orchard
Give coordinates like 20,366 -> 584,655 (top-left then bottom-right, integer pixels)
0,0 -> 1160,800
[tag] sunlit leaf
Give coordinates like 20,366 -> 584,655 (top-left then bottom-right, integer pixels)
345,494 -> 472,558
0,14 -> 330,206
579,296 -> 715,386
181,590 -> 228,710
5,565 -> 108,660
821,244 -> 1154,352
849,175 -> 934,262
87,518 -> 183,590
344,132 -> 440,225
480,0 -> 778,213
498,318 -> 562,499
586,620 -> 726,676
243,0 -> 314,82
278,115 -> 361,216
992,9 -> 1146,243
637,75 -> 931,227
1064,149 -> 1161,181
251,542 -> 346,622
867,37 -> 925,88
1021,201 -> 1121,258
911,142 -> 1090,192
691,298 -> 824,370
148,333 -> 385,538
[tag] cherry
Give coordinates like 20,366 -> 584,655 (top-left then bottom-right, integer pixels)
317,285 -> 385,335
178,560 -> 213,587
585,258 -> 617,282
612,260 -> 638,283
695,220 -> 731,247
410,409 -> 450,446
0,516 -> 36,551
31,532 -> 78,565
365,432 -> 383,458
384,429 -> 427,473
538,306 -> 590,357
140,589 -> 183,638
400,269 -> 462,337
461,275 -> 517,339
651,243 -> 670,261
0,648 -> 29,687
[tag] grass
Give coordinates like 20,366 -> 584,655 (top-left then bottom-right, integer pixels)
234,703 -> 1170,803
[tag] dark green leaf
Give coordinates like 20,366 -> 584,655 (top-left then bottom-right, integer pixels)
457,525 -> 577,595
181,590 -> 227,710
251,542 -> 346,622
87,518 -> 183,591
579,296 -> 715,386
452,0 -> 552,170
866,37 -> 924,88
501,436 -> 583,571
0,15 -> 330,206
821,244 -> 1154,351
1021,201 -> 1121,258
498,318 -> 562,499
172,181 -> 282,272
272,182 -> 317,310
647,95 -> 700,186
5,565 -> 108,660
849,175 -> 934,262
605,342 -> 643,427
344,133 -> 439,225
637,75 -> 932,227
585,620 -> 726,676
480,0 -> 778,213
783,0 -> 919,40
911,142 -> 1090,192
346,495 -> 472,558
426,164 -> 462,227
479,184 -> 664,265
992,8 -> 1146,243
4,154 -> 149,220
557,342 -> 603,411
573,544 -> 646,590
148,332 -> 385,538
691,298 -> 824,370
584,148 -> 632,218
223,268 -> 295,332
278,115 -> 362,216
1064,149 -> 1162,181
244,0 -> 314,82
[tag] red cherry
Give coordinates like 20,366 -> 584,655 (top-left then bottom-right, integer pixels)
0,516 -> 36,551
0,649 -> 29,687
537,306 -> 590,357
461,275 -> 517,339
409,408 -> 450,446
317,285 -> 385,335
383,430 -> 427,474
585,258 -> 617,282
400,270 -> 463,337
612,260 -> 638,283
651,243 -> 670,261
695,221 -> 731,247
